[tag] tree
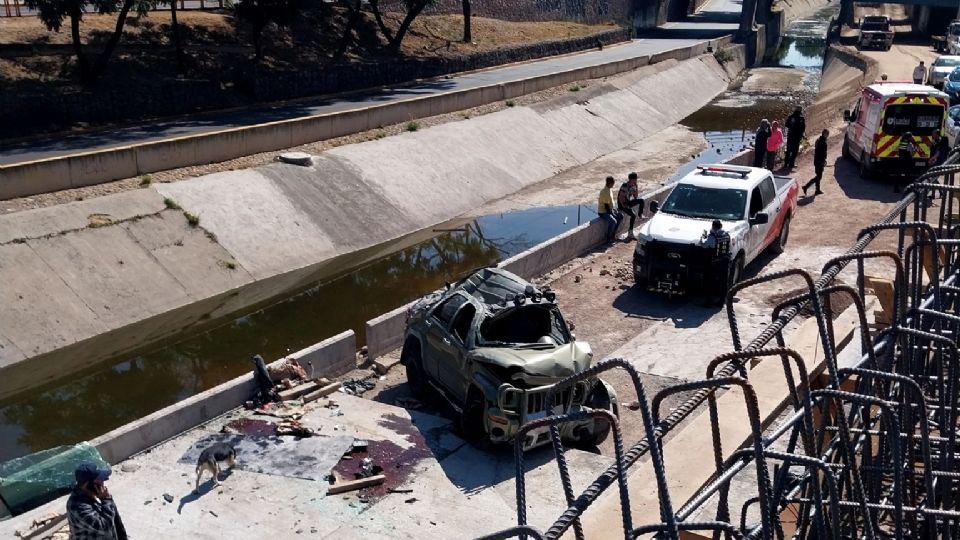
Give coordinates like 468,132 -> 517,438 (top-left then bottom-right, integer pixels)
335,0 -> 362,59
461,0 -> 470,43
235,0 -> 302,61
24,0 -> 154,84
368,0 -> 436,53
163,0 -> 186,73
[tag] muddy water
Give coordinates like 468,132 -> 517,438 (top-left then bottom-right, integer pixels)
680,3 -> 838,144
0,204 -> 597,462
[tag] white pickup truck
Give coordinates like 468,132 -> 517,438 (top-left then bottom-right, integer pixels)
633,164 -> 800,295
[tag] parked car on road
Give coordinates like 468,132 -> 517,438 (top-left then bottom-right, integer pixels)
633,165 -> 798,296
944,67 -> 960,104
857,16 -> 893,50
401,267 -> 618,449
949,20 -> 960,55
947,105 -> 960,145
929,56 -> 960,88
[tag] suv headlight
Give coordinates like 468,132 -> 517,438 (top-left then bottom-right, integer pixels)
635,236 -> 650,258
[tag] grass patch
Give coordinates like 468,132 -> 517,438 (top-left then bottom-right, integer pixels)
163,197 -> 180,210
226,261 -> 237,270
184,211 -> 200,227
505,100 -> 515,107
139,175 -> 153,186
205,230 -> 218,242
568,84 -> 582,92
406,121 -> 420,132
714,48 -> 733,65
374,131 -> 386,139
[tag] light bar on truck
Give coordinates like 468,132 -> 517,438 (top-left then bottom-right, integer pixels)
695,164 -> 750,178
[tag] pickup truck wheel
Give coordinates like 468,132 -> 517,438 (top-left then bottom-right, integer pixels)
770,217 -> 790,254
402,346 -> 427,398
461,390 -> 491,449
728,255 -> 745,290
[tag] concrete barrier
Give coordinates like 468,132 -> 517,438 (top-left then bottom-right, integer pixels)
0,38 -> 737,201
365,304 -> 414,360
287,330 -> 357,379
90,331 -> 356,465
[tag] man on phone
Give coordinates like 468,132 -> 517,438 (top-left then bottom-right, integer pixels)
67,462 -> 127,539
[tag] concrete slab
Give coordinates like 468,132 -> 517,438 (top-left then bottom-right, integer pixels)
154,170 -> 337,279
121,211 -> 254,299
0,242 -> 106,362
0,188 -> 166,244
27,225 -> 192,328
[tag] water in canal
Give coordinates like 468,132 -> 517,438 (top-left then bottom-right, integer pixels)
0,204 -> 597,462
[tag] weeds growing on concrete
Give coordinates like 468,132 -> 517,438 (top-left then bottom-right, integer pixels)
505,100 -> 515,107
139,175 -> 153,186
205,230 -> 218,242
568,85 -> 582,92
227,262 -> 237,270
164,198 -> 181,210
406,121 -> 420,132
714,48 -> 733,65
184,212 -> 200,227
375,131 -> 386,139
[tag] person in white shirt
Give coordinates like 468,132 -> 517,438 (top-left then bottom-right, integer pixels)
913,61 -> 926,84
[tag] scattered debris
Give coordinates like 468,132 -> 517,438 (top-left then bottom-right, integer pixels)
303,382 -> 342,403
278,380 -> 320,402
268,358 -> 308,384
209,510 -> 219,517
163,494 -> 174,503
389,488 -> 414,494
14,512 -> 65,539
340,378 -> 377,396
626,400 -> 641,411
360,458 -> 375,478
276,419 -> 316,437
326,474 -> 386,495
404,497 -> 418,504
254,402 -> 304,419
120,462 -> 140,473
351,439 -> 369,452
574,274 -> 583,283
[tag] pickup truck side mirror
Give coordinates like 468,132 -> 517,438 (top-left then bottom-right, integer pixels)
749,212 -> 769,226
843,110 -> 852,122
649,200 -> 659,213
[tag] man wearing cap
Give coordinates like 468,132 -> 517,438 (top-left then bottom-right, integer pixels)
67,462 -> 127,540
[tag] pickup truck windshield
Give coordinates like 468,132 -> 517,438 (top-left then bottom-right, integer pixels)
935,58 -> 960,68
861,22 -> 888,31
660,184 -> 747,221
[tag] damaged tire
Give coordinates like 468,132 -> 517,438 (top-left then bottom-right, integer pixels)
461,388 -> 491,449
402,343 -> 427,398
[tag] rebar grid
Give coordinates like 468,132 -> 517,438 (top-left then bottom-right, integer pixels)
483,160 -> 960,539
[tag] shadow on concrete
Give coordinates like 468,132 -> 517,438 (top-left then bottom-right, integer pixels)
176,469 -> 234,514
612,286 -> 716,329
832,156 -> 904,203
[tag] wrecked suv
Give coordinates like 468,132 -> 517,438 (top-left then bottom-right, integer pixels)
401,267 -> 618,449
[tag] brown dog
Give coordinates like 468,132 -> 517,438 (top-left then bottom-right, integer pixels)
194,443 -> 237,492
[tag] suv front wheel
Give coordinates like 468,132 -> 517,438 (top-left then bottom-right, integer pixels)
461,388 -> 491,449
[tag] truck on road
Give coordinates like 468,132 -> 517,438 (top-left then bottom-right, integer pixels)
633,165 -> 799,295
857,16 -> 894,51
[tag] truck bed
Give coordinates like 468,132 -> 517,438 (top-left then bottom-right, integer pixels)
774,175 -> 795,194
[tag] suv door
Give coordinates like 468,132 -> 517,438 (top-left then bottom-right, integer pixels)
423,294 -> 468,380
438,302 -> 478,396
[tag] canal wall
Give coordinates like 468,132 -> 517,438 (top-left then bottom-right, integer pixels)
806,44 -> 879,134
0,37 -> 728,201
0,47 -> 745,403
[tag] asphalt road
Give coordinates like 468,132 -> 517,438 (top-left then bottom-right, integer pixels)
0,19 -> 737,166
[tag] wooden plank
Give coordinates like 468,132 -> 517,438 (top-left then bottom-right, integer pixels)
303,382 -> 341,403
278,380 -> 320,401
582,304 -> 861,538
326,474 -> 385,495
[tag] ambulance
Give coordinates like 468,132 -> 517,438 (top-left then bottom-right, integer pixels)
842,82 -> 949,177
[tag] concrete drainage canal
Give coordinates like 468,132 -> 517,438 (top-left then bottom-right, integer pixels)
0,4 -> 840,477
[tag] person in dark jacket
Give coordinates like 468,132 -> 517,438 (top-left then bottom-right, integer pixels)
753,119 -> 771,168
67,462 -> 127,540
803,129 -> 829,196
784,107 -> 806,169
930,131 -> 951,168
617,172 -> 643,240
895,132 -> 918,193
